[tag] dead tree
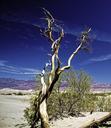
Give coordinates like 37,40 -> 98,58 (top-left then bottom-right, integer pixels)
31,8 -> 91,128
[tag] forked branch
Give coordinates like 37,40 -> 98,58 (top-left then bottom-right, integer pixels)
60,28 -> 91,72
31,8 -> 91,128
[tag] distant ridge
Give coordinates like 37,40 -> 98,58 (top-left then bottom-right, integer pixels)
0,78 -> 111,91
0,78 -> 40,90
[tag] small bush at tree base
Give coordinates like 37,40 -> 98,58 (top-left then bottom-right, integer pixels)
24,70 -> 96,127
25,70 -> 111,126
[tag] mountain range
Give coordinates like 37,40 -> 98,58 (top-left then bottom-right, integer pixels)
0,78 -> 111,91
0,78 -> 39,90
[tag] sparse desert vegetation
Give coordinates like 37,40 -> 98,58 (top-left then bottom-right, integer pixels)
24,70 -> 111,128
0,85 -> 111,128
0,3 -> 111,128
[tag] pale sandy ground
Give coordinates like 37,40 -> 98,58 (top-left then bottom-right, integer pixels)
0,92 -> 110,128
0,88 -> 33,95
0,95 -> 30,128
51,112 -> 110,128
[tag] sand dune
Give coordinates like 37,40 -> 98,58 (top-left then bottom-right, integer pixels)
0,93 -> 110,128
0,95 -> 29,128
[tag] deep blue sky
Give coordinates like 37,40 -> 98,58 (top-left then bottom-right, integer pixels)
0,0 -> 111,83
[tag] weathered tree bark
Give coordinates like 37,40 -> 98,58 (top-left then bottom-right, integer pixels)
40,100 -> 49,128
39,67 -> 50,128
31,8 -> 91,128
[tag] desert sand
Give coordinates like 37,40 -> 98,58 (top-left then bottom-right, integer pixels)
0,95 -> 29,128
0,92 -> 110,128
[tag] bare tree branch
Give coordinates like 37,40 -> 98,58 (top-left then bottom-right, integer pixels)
31,8 -> 92,128
42,8 -> 55,44
60,42 -> 83,71
60,28 -> 91,72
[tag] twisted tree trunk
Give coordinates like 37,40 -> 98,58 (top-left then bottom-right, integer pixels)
39,73 -> 50,128
31,8 -> 91,128
40,100 -> 49,128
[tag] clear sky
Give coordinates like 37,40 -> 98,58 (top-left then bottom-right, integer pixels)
0,0 -> 111,83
